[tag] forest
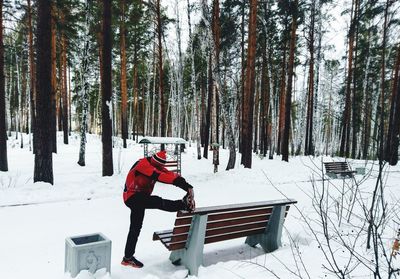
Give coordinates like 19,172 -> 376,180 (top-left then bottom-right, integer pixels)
0,0 -> 399,184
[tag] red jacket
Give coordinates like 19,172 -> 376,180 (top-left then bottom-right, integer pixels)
123,157 -> 180,202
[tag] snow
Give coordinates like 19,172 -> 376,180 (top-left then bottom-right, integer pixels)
1,133 -> 400,278
139,137 -> 187,145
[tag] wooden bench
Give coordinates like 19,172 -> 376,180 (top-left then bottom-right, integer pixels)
323,161 -> 356,179
153,199 -> 297,275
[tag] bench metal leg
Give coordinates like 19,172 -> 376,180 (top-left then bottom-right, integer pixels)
169,214 -> 208,276
326,173 -> 337,179
245,205 -> 286,253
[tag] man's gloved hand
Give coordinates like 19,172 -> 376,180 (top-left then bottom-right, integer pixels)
183,187 -> 196,212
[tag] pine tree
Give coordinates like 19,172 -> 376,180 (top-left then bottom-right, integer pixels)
119,0 -> 128,148
282,0 -> 298,162
304,0 -> 316,156
101,0 -> 113,176
34,0 -> 53,184
385,45 -> 400,165
0,0 -> 7,172
241,0 -> 257,168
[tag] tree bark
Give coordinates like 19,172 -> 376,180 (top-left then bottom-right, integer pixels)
78,0 -> 91,167
0,0 -> 7,171
282,0 -> 298,162
101,0 -> 113,176
378,0 -> 389,161
60,12 -> 68,145
305,0 -> 315,156
187,0 -> 201,160
34,0 -> 53,184
242,0 -> 257,168
203,54 -> 212,159
385,45 -> 400,164
120,0 -> 128,148
27,0 -> 36,153
51,4 -> 57,152
340,0 -> 358,158
277,42 -> 287,155
156,0 -> 165,141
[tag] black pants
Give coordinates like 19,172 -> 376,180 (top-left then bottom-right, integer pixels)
124,192 -> 185,258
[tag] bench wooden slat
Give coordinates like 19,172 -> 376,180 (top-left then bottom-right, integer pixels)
164,213 -> 290,248
205,227 -> 265,245
174,205 -> 290,229
174,216 -> 193,226
172,214 -> 272,235
168,227 -> 266,251
206,221 -> 268,237
174,206 -> 280,227
166,220 -> 270,246
177,199 -> 297,217
207,207 -> 274,222
153,231 -> 173,241
152,229 -> 173,241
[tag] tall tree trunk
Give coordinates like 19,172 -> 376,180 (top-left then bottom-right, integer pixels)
361,27 -> 372,160
203,54 -> 212,159
282,0 -> 298,162
101,0 -> 113,176
385,45 -> 400,165
253,80 -> 260,153
305,0 -> 315,156
60,12 -> 68,144
200,74 -> 206,146
340,0 -> 358,157
202,0 -> 236,170
277,42 -> 287,155
51,4 -> 57,152
260,44 -> 267,156
239,1 -> 245,154
351,0 -> 361,158
21,54 -> 27,138
378,0 -> 389,161
0,0 -> 7,171
68,66 -> 71,135
34,0 -> 53,184
120,0 -> 128,148
211,0 -> 220,153
78,0 -> 91,166
242,0 -> 257,168
27,0 -> 36,153
156,0 -> 165,142
133,56 -> 138,142
187,0 -> 201,160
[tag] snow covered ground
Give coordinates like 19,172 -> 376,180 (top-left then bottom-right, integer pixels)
1,133 -> 400,278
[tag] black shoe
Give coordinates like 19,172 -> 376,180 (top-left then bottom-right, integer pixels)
121,256 -> 144,268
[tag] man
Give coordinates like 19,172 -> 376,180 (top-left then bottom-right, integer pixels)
122,150 -> 195,268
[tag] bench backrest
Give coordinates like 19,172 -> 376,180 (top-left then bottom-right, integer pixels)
164,160 -> 179,173
162,199 -> 297,251
323,162 -> 351,172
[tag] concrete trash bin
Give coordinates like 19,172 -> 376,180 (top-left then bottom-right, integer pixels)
355,167 -> 366,175
65,232 -> 111,278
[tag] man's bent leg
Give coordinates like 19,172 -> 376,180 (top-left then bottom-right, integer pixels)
146,195 -> 185,212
